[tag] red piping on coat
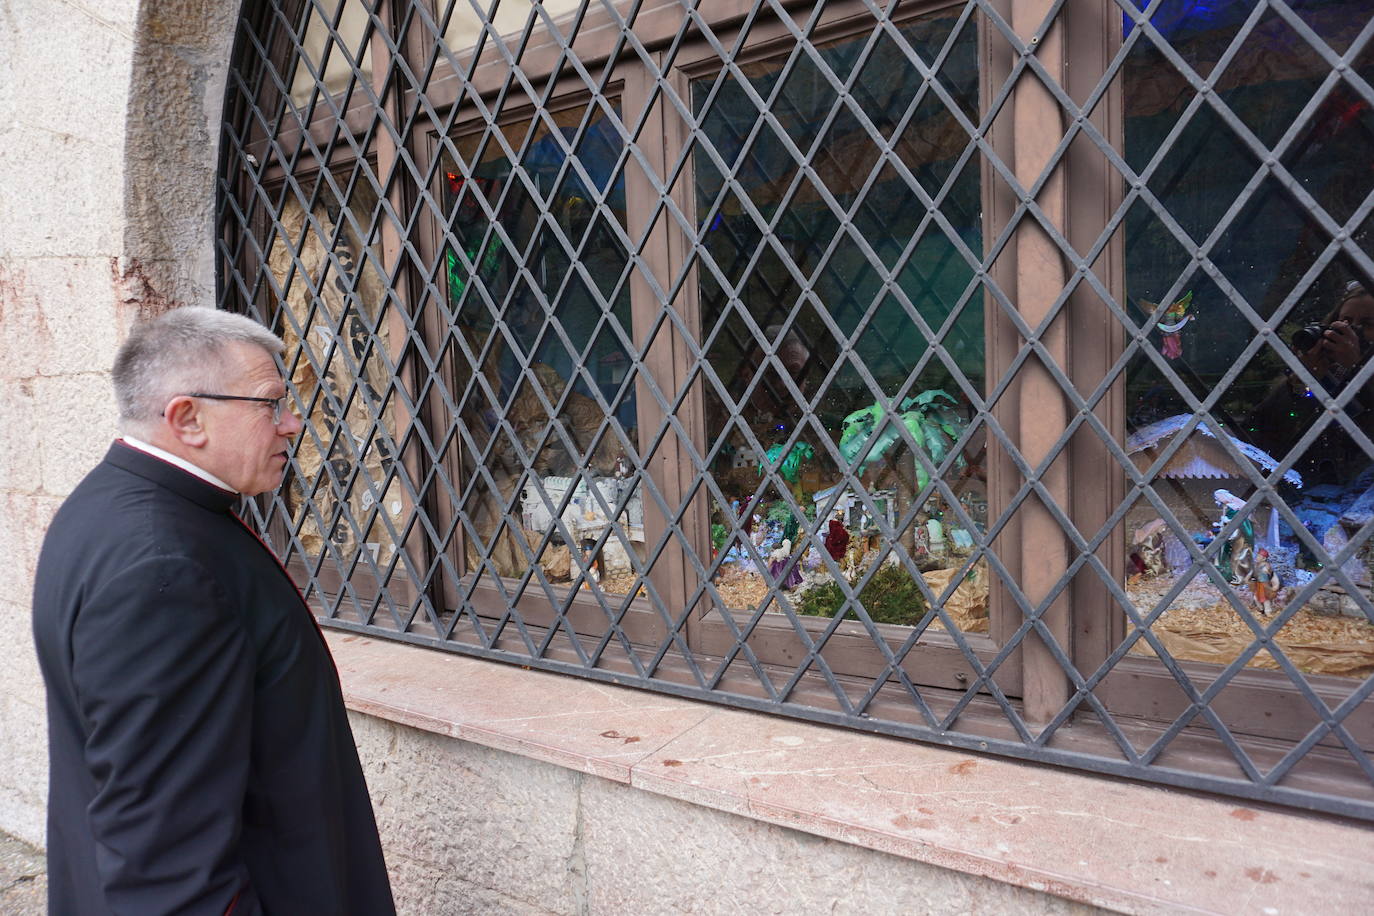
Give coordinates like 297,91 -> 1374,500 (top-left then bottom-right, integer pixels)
231,513 -> 339,675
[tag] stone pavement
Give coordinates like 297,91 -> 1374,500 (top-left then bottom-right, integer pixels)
0,831 -> 45,915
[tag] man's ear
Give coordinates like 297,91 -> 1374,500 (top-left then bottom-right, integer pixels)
162,396 -> 209,448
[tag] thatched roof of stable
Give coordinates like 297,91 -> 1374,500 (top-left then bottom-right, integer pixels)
1126,414 -> 1303,488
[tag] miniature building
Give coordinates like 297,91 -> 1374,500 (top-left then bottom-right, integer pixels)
811,484 -> 897,531
521,475 -> 646,575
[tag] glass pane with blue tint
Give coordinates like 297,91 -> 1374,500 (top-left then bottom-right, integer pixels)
693,9 -> 989,633
440,103 -> 643,596
1122,0 -> 1374,677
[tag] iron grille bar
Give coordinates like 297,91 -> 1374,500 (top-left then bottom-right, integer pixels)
219,0 -> 1374,819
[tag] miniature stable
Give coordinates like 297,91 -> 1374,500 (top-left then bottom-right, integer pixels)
1122,276 -> 1374,680
1123,414 -> 1374,679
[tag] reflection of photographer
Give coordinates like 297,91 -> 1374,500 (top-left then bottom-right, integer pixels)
1247,281 -> 1374,486
1291,281 -> 1374,397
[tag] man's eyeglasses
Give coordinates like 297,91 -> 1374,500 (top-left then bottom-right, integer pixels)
179,392 -> 288,424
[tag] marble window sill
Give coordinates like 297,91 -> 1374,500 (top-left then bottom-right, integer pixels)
327,632 -> 1374,915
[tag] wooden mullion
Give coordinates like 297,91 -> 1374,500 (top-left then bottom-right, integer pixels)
624,58 -> 706,648
363,0 -> 426,611
983,0 -> 1025,693
1063,0 -> 1124,679
1008,0 -> 1072,726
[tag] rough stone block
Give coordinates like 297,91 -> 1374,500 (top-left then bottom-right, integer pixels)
0,377 -> 41,493
124,48 -> 216,271
119,0 -> 237,310
349,714 -> 585,916
0,127 -> 124,258
0,605 -> 44,709
344,709 -> 1104,915
0,710 -> 47,850
140,0 -> 230,54
0,0 -> 137,146
384,852 -> 565,916
126,37 -> 228,310
0,600 -> 49,849
578,776 -> 1099,916
31,375 -> 116,497
0,24 -> 13,127
0,494 -> 63,608
0,257 -> 123,379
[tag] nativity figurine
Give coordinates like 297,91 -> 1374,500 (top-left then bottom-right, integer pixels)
768,538 -> 803,588
1212,489 -> 1255,585
1251,548 -> 1281,616
1131,518 -> 1167,578
824,512 -> 849,562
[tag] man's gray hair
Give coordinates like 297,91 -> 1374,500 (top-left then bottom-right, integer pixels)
113,308 -> 285,432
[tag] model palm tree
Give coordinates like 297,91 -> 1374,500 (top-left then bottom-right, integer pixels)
838,390 -> 967,552
839,390 -> 966,492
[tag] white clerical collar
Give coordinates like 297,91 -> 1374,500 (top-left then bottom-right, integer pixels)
120,436 -> 237,494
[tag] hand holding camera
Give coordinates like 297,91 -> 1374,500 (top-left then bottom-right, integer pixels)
1294,318 -> 1366,379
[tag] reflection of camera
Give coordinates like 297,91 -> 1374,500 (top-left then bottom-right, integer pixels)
1292,323 -> 1331,351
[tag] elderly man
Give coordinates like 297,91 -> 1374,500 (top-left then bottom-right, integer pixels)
32,308 -> 394,914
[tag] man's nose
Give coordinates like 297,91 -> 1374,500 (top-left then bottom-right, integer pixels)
280,408 -> 304,436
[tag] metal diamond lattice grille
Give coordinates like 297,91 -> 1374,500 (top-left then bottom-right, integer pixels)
217,0 -> 1374,819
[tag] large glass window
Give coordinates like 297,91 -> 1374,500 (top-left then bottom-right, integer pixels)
1122,0 -> 1374,680
220,0 -> 1374,817
693,12 -> 988,634
440,103 -> 642,595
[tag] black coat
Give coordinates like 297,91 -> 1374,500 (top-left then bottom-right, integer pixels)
33,442 -> 394,915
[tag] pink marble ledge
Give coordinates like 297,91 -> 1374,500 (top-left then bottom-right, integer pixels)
327,633 -> 1374,915
327,632 -> 715,783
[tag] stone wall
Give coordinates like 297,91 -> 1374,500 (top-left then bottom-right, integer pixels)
1,0 -> 140,846
350,713 -> 1097,916
0,0 -> 233,846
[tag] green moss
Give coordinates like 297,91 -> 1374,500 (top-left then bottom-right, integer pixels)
796,579 -> 846,618
765,501 -> 793,526
795,563 -> 928,626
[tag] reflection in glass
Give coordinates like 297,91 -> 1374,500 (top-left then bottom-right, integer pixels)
1123,0 -> 1374,677
441,104 -> 641,594
267,174 -> 406,570
289,0 -> 375,105
438,0 -> 583,56
693,12 -> 986,631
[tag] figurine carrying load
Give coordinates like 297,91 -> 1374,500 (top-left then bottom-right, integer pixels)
1251,548 -> 1282,616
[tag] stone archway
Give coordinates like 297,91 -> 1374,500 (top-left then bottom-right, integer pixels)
121,0 -> 240,318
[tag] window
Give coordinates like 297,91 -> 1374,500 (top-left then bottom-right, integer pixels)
219,0 -> 1374,818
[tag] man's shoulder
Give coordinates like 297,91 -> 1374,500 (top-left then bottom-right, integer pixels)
43,454 -> 232,566
51,455 -> 170,525
34,463 -> 253,636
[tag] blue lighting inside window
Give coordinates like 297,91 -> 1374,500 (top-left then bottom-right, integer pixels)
1123,0 -> 1227,40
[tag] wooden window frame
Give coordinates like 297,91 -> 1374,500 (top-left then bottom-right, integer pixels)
229,0 -> 1374,769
